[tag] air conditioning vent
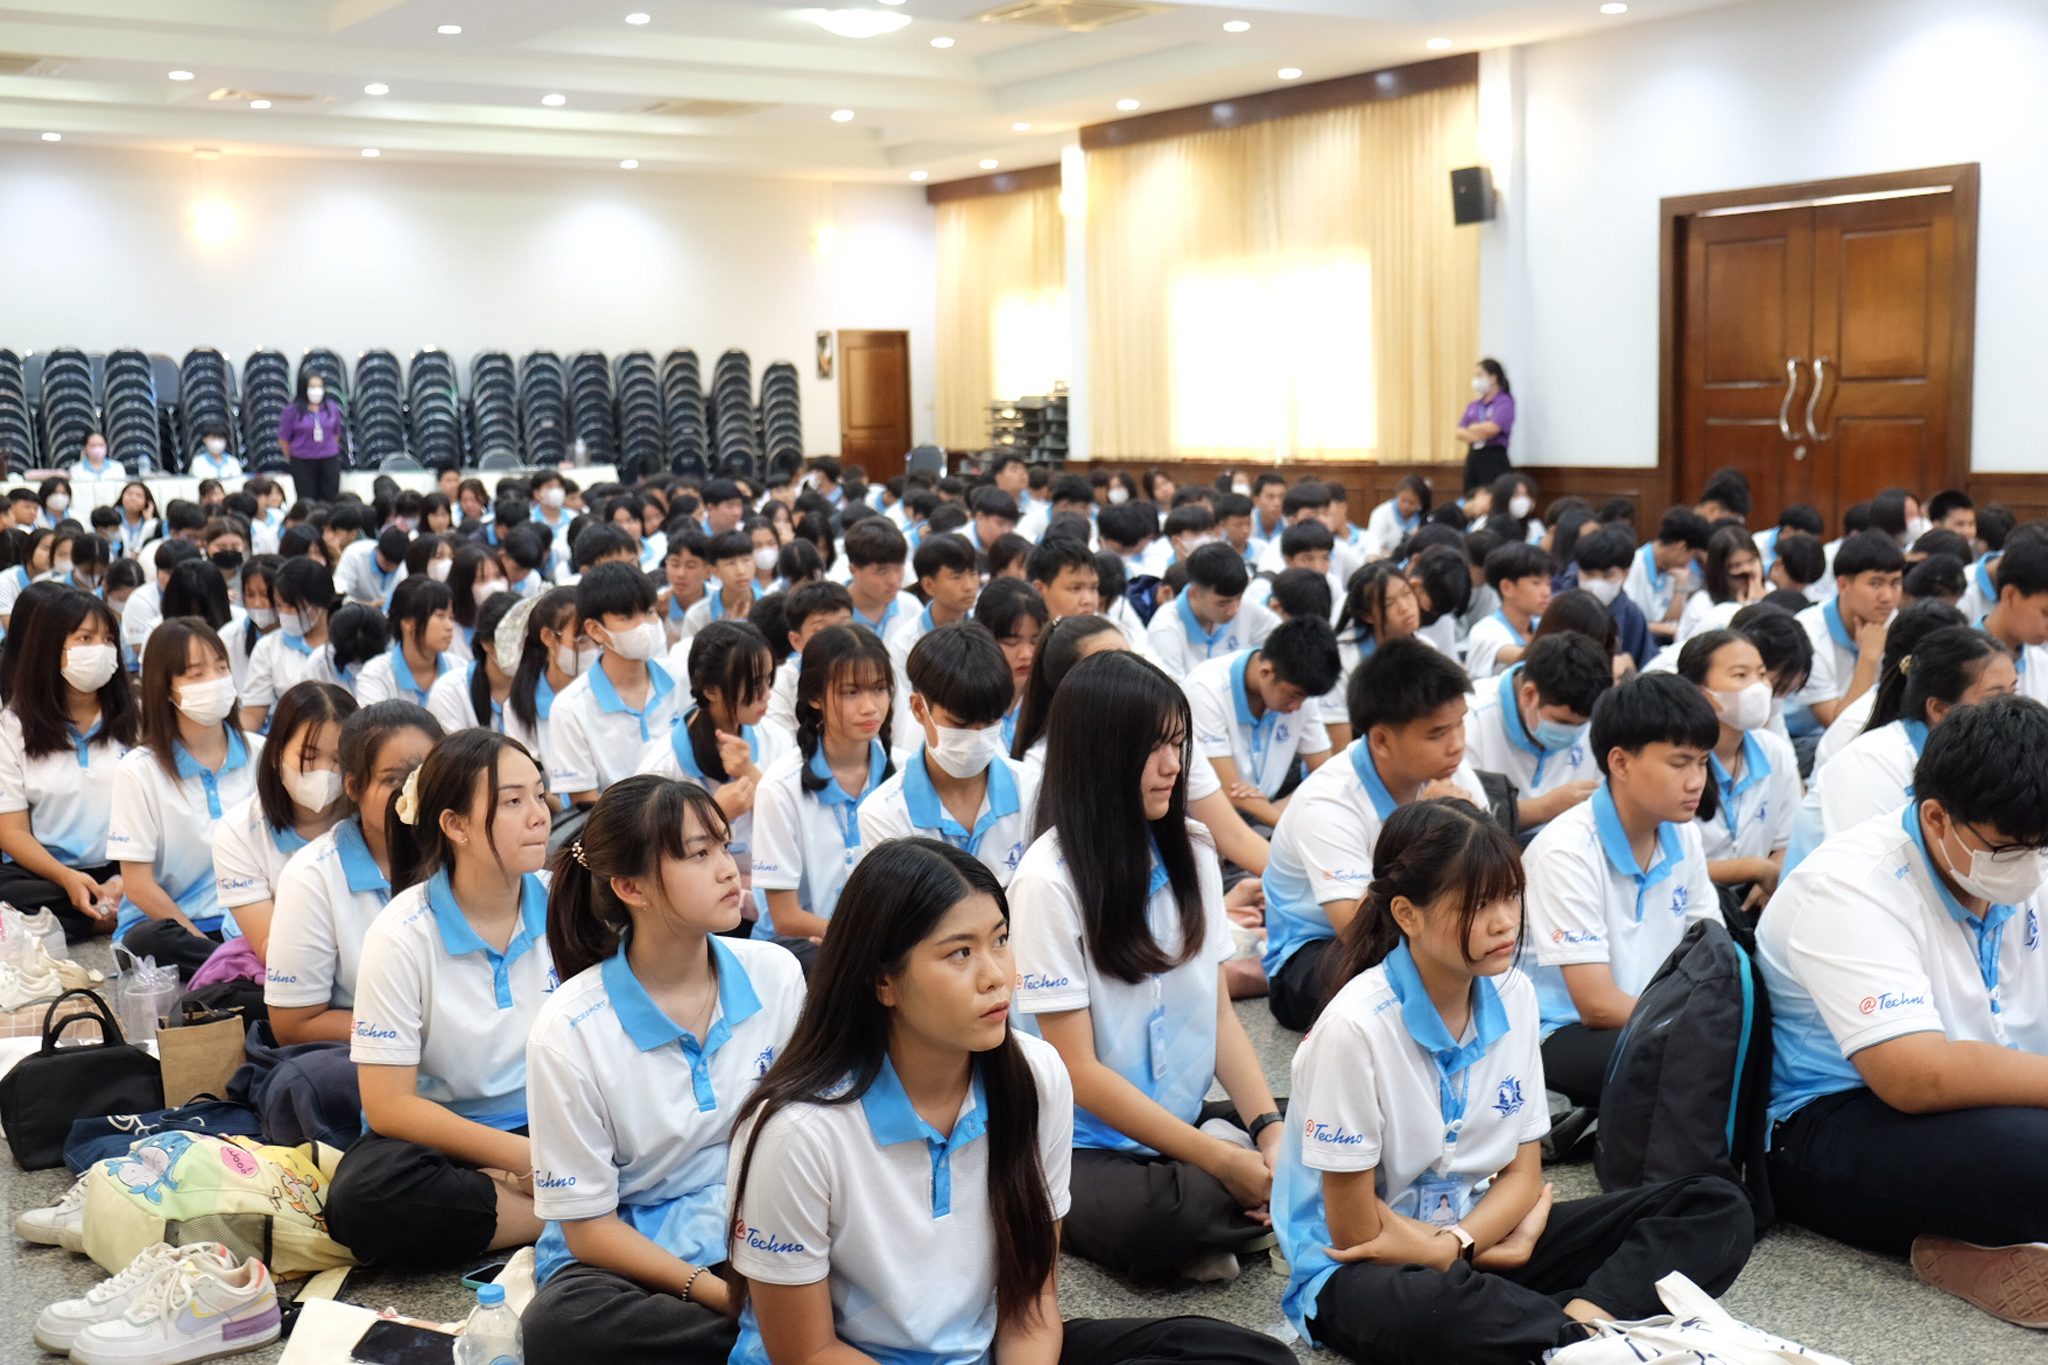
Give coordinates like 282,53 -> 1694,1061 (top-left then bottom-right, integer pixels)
206,88 -> 321,104
973,0 -> 1169,31
640,98 -> 772,119
0,53 -> 71,76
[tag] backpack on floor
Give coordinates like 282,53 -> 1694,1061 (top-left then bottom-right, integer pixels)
80,1130 -> 359,1276
1596,916 -> 1776,1232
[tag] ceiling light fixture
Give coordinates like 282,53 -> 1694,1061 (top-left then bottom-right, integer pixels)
1425,36 -> 1452,48
1012,121 -> 1031,131
437,24 -> 462,35
249,99 -> 271,108
620,159 -> 639,168
40,132 -> 60,142
831,108 -> 855,121
879,0 -> 908,6
1600,2 -> 1628,11
930,35 -> 953,46
361,148 -> 380,157
625,11 -> 651,21
910,170 -> 928,180
168,70 -> 194,81
1115,98 -> 1139,110
1222,19 -> 1249,31
1278,67 -> 1301,78
542,93 -> 567,105
979,158 -> 998,169
811,9 -> 911,37
364,82 -> 389,95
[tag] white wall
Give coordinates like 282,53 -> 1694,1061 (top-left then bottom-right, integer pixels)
1481,0 -> 2048,471
0,146 -> 938,456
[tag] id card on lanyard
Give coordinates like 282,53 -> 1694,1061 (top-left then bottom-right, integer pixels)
1146,975 -> 1168,1081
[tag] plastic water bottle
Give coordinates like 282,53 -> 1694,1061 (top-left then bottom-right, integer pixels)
453,1283 -> 522,1365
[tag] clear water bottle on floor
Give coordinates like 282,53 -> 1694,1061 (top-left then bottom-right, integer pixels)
453,1283 -> 522,1365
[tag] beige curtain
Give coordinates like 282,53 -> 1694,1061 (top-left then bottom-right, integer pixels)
1086,82 -> 1479,463
934,184 -> 1068,450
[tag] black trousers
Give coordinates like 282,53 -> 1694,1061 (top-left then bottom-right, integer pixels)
325,1131 -> 507,1270
1065,1146 -> 1267,1281
1540,1024 -> 1620,1108
120,917 -> 223,981
0,860 -> 118,940
1060,1315 -> 1296,1365
524,1264 -> 739,1365
1465,445 -> 1513,494
1769,1087 -> 2048,1257
1267,938 -> 1335,1033
1308,1176 -> 1755,1365
288,454 -> 342,504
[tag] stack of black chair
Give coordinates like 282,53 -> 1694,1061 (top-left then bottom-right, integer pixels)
352,351 -> 409,466
176,349 -> 236,475
712,348 -> 759,479
37,349 -> 98,471
406,350 -> 463,472
759,361 -> 804,485
102,350 -> 162,474
661,349 -> 707,478
519,352 -> 568,467
0,351 -> 37,473
613,352 -> 663,481
568,351 -> 618,468
241,351 -> 292,473
470,352 -> 521,463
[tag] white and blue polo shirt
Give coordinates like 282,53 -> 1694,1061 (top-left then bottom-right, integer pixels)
1699,728 -> 1799,863
210,793 -> 311,941
750,741 -> 889,936
856,751 -> 1035,885
106,733 -> 263,934
355,641 -> 453,708
265,818 -> 393,1012
1461,664 -> 1593,810
549,660 -> 681,795
0,707 -> 128,868
637,713 -> 792,886
1186,649 -> 1331,799
1818,718 -> 1927,842
1462,608 -> 1533,681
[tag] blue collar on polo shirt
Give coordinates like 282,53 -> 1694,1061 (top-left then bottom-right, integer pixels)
1708,732 -> 1771,839
333,818 -> 391,901
1822,598 -> 1857,656
1974,553 -> 1998,607
807,741 -> 888,846
267,822 -> 311,859
709,582 -> 764,622
859,1053 -> 988,1218
587,658 -> 677,742
533,673 -> 557,721
1383,939 -> 1508,1126
279,627 -> 314,656
173,730 -> 252,819
852,595 -> 903,635
1229,650 -> 1283,754
1901,803 -> 2017,1011
66,718 -> 103,769
1590,782 -> 1685,922
1496,665 -> 1548,765
670,709 -> 760,783
1636,542 -> 1669,595
465,661 -> 504,729
425,868 -> 549,1008
669,593 -> 691,623
1252,508 -> 1284,542
1491,608 -> 1530,647
904,748 -> 1018,856
603,935 -> 763,1111
1348,739 -> 1399,820
1176,592 -> 1231,651
385,641 -> 449,705
1145,835 -> 1171,900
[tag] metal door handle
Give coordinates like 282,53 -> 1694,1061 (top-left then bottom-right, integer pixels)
1805,356 -> 1830,442
1778,358 -> 1802,441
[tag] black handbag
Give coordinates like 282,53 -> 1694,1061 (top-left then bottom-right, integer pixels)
0,989 -> 165,1170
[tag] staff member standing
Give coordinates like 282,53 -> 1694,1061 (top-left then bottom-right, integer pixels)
278,372 -> 345,504
1454,359 -> 1515,495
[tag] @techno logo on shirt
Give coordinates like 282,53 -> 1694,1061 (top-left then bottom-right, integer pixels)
535,1171 -> 577,1189
735,1220 -> 806,1254
1017,972 -> 1070,991
1858,991 -> 1927,1016
1551,929 -> 1600,946
1304,1119 -> 1367,1146
354,1021 -> 399,1040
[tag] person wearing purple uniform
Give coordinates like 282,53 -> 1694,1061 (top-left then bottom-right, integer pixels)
1456,359 -> 1516,494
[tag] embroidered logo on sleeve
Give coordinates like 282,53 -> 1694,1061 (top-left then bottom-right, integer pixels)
1493,1076 -> 1525,1117
1303,1119 -> 1368,1146
1857,991 -> 1928,1015
735,1220 -> 806,1254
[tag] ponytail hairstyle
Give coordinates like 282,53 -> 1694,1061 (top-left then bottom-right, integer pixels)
1324,798 -> 1525,1007
1893,626 -> 2012,731
729,839 -> 1054,1329
1335,560 -> 1407,644
1035,650 -> 1203,982
546,775 -> 732,981
685,621 -> 775,782
509,587 -> 578,733
467,590 -> 523,731
1009,614 -> 1121,760
793,624 -> 896,795
385,728 -> 536,892
1862,599 -> 1970,732
327,603 -> 389,675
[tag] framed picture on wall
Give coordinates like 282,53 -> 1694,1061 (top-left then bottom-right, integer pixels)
816,331 -> 834,380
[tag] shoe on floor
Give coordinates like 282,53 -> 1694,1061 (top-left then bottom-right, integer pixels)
68,1253 -> 279,1365
33,1242 -> 233,1353
15,1172 -> 87,1249
1912,1235 -> 2048,1329
35,943 -> 102,991
1178,1250 -> 1242,1283
0,958 -> 65,1010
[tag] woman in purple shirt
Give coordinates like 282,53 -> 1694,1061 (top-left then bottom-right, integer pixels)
277,372 -> 346,504
1455,357 -> 1516,493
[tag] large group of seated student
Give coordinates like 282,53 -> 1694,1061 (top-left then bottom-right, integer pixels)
14,449 -> 2048,1365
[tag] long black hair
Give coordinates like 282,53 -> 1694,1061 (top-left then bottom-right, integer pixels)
1335,560 -> 1409,644
1862,600 -> 1969,733
685,621 -> 775,782
729,839 -> 1054,1328
1009,614 -> 1120,760
1035,650 -> 1204,982
385,728 -> 536,892
509,588 -> 578,733
1882,626 -> 2012,732
794,625 -> 896,795
10,587 -> 137,758
546,774 -> 732,981
253,681 -> 358,833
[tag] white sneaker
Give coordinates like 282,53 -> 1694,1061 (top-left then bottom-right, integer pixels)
0,958 -> 65,1010
33,1242 -> 233,1353
15,1172 -> 88,1251
68,1253 -> 279,1364
32,943 -> 102,991
17,907 -> 66,959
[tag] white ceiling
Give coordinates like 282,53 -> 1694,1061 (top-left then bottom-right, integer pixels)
0,0 -> 1749,183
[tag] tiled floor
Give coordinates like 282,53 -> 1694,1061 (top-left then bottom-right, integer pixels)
0,943 -> 2033,1364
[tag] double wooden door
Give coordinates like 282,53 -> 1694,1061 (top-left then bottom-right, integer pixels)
1669,166 -> 1977,530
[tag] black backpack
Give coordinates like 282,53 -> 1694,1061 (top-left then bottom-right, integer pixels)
1595,916 -> 1776,1232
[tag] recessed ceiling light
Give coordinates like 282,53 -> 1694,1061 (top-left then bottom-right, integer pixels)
620,159 -> 639,168
168,70 -> 194,81
832,109 -> 856,122
1600,2 -> 1628,11
40,132 -> 60,142
878,0 -> 907,6
1425,36 -> 1452,48
1012,121 -> 1031,131
979,158 -> 998,169
1278,67 -> 1301,78
909,170 -> 928,180
249,99 -> 271,108
1115,98 -> 1140,110
625,11 -> 651,22
364,82 -> 389,95
541,93 -> 567,106
812,9 -> 911,37
437,24 -> 462,35
930,35 -> 953,46
1222,19 -> 1249,31
361,148 -> 380,157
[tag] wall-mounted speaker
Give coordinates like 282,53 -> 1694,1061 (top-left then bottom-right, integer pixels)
1451,166 -> 1496,225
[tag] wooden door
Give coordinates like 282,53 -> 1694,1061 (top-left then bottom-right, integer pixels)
837,330 -> 911,483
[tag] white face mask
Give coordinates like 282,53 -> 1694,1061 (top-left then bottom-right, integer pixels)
473,581 -> 501,607
173,674 -> 238,727
1508,494 -> 1534,520
204,437 -> 226,456
247,605 -> 278,629
1472,374 -> 1491,394
1906,516 -> 1931,544
539,487 -> 566,509
47,494 -> 69,514
1581,576 -> 1622,607
305,386 -> 325,405
397,517 -> 418,534
427,559 -> 452,582
555,642 -> 601,676
278,609 -> 310,638
1108,486 -> 1130,505
601,620 -> 665,662
283,764 -> 344,812
927,722 -> 1005,780
85,446 -> 107,464
1709,681 -> 1772,732
1231,481 -> 1251,497
1942,821 -> 2048,905
752,547 -> 779,572
61,642 -> 118,692
52,558 -> 73,579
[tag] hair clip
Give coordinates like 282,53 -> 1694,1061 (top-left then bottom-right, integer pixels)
571,839 -> 589,869
394,766 -> 422,826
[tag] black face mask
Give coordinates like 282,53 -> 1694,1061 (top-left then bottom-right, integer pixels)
210,550 -> 244,573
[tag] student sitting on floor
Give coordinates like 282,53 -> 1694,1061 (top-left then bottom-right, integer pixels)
354,575 -> 458,708
1760,695 -> 2048,1329
521,777 -> 804,1365
1274,798 -> 1755,1365
324,730 -> 555,1270
973,576 -> 1047,754
551,562 -> 681,805
727,837 -> 1295,1365
1185,617 -> 1341,829
1010,650 -> 1285,1284
240,557 -> 342,731
1622,507 -> 1709,645
1146,542 -> 1273,677
425,592 -> 523,737
1795,529 -> 1904,728
1522,671 -> 1721,1108
1462,632 -> 1609,838
1673,629 -> 1800,913
681,531 -> 763,638
1466,543 -> 1553,681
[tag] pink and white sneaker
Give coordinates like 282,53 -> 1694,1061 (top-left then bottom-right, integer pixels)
67,1253 -> 280,1364
33,1242 -> 234,1353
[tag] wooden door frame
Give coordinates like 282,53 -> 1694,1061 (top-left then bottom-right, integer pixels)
1658,163 -> 1980,511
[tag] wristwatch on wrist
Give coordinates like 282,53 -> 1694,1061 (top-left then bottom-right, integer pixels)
1447,1225 -> 1476,1263
1246,1111 -> 1284,1143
